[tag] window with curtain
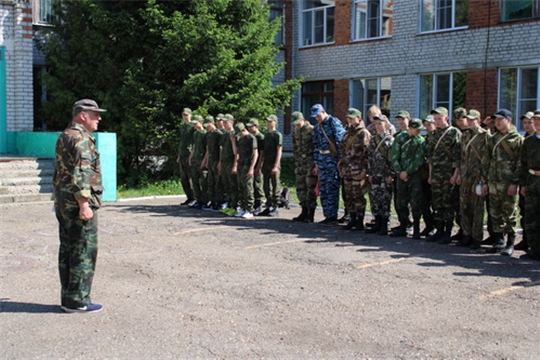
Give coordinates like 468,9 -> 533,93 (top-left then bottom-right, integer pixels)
352,0 -> 393,40
418,72 -> 466,119
499,67 -> 539,131
420,0 -> 468,32
301,0 -> 335,46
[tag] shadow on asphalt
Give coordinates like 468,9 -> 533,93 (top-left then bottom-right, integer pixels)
0,299 -> 60,314
107,202 -> 540,287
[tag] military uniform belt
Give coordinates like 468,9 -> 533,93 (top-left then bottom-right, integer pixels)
529,169 -> 540,176
319,149 -> 331,155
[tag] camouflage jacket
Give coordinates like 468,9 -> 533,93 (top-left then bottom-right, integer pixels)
206,129 -> 222,163
53,122 -> 102,209
487,125 -> 522,185
338,124 -> 371,178
390,132 -> 425,175
178,121 -> 195,157
292,122 -> 315,171
520,133 -> 540,185
426,125 -> 461,169
368,132 -> 394,179
313,115 -> 345,164
460,126 -> 490,183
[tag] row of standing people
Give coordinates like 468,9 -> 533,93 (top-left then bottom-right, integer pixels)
291,104 -> 540,261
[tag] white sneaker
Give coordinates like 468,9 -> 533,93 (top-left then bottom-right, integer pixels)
253,206 -> 262,215
241,211 -> 254,219
187,200 -> 197,207
234,210 -> 246,217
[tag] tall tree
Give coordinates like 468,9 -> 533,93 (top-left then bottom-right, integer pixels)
38,0 -> 301,184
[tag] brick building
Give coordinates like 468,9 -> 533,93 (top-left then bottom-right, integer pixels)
277,0 -> 540,149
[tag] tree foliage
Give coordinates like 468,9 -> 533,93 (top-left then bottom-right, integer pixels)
38,0 -> 301,185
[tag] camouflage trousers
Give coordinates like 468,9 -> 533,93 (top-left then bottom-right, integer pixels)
421,179 -> 434,227
317,157 -> 340,218
295,169 -> 318,209
237,164 -> 255,212
395,172 -> 423,222
190,161 -> 208,204
178,155 -> 194,200
488,181 -> 518,234
452,185 -> 461,228
263,166 -> 281,207
254,172 -> 265,208
221,161 -> 238,208
56,206 -> 98,308
524,175 -> 540,256
343,177 -> 368,215
460,177 -> 485,241
369,176 -> 393,217
207,160 -> 220,204
431,165 -> 458,224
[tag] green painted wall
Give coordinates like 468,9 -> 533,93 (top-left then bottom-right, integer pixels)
6,131 -> 117,201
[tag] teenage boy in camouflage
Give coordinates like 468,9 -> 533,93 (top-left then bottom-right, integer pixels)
258,114 -> 283,217
291,111 -> 318,223
484,109 -> 523,255
177,108 -> 195,206
365,115 -> 394,235
246,119 -> 265,215
218,114 -> 238,215
233,122 -> 258,219
337,108 -> 371,231
455,110 -> 490,250
450,107 -> 468,241
426,107 -> 462,244
188,115 -> 208,209
201,116 -> 221,211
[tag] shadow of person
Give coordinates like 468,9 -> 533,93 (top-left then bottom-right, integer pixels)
0,299 -> 60,314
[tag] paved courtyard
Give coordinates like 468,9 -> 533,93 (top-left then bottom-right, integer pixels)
1,196 -> 539,359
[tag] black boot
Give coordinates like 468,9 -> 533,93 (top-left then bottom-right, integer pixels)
365,215 -> 381,233
355,212 -> 365,231
304,207 -> 315,223
469,238 -> 481,250
514,233 -> 528,251
378,216 -> 389,235
501,232 -> 515,256
451,228 -> 464,241
412,218 -> 421,239
456,235 -> 473,247
487,233 -> 505,253
344,213 -> 357,230
427,223 -> 444,242
292,206 -> 307,222
438,221 -> 454,244
420,222 -> 435,237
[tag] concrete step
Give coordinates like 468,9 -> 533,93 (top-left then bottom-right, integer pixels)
0,159 -> 54,171
0,158 -> 54,203
0,177 -> 53,186
0,183 -> 54,195
4,168 -> 55,179
0,193 -> 53,204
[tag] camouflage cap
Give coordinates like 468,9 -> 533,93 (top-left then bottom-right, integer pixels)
454,107 -> 467,118
520,111 -> 534,120
234,122 -> 246,134
291,111 -> 305,125
223,113 -> 235,122
346,108 -> 362,118
310,104 -> 324,117
266,114 -> 278,122
409,118 -> 425,130
72,99 -> 107,115
423,115 -> 435,123
203,115 -> 215,125
395,110 -> 410,119
465,109 -> 481,120
190,114 -> 203,124
246,118 -> 259,127
373,114 -> 389,122
492,109 -> 512,119
216,113 -> 225,120
532,109 -> 540,118
182,107 -> 192,115
431,107 -> 448,116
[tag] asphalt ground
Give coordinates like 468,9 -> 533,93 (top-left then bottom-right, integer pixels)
1,196 -> 539,359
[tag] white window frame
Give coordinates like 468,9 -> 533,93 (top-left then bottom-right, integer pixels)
500,0 -> 540,22
419,0 -> 468,33
498,66 -> 540,132
352,0 -> 393,41
33,0 -> 55,25
350,77 -> 392,124
301,0 -> 335,47
417,72 -> 466,119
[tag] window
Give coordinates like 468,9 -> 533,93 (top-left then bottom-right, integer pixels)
302,81 -> 334,122
352,0 -> 393,40
501,0 -> 540,22
420,0 -> 468,32
33,0 -> 55,24
269,0 -> 284,46
301,0 -> 335,46
350,77 -> 391,124
499,67 -> 540,131
418,72 -> 466,119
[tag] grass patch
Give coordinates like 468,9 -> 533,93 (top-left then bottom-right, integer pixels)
117,179 -> 183,199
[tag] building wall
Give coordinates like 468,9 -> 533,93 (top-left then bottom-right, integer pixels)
289,0 -> 540,123
0,0 -> 34,134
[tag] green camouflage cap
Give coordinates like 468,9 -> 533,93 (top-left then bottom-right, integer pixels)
373,114 -> 389,122
266,114 -> 278,122
234,122 -> 246,134
395,110 -> 410,119
203,115 -> 215,126
72,99 -> 107,115
246,118 -> 259,127
465,109 -> 481,120
346,108 -> 362,118
423,115 -> 435,123
533,109 -> 540,118
291,111 -> 304,125
190,114 -> 203,124
223,113 -> 235,122
409,118 -> 425,130
431,107 -> 448,116
182,107 -> 192,115
454,107 -> 467,118
216,113 -> 225,120
520,111 -> 534,119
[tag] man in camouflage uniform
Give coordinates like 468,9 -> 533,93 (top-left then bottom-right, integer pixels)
53,99 -> 106,313
312,104 -> 345,225
246,118 -> 265,215
258,115 -> 283,217
390,118 -> 426,239
519,109 -> 540,261
426,107 -> 462,244
455,110 -> 490,250
485,109 -> 523,255
365,115 -> 394,235
177,108 -> 195,205
337,108 -> 371,230
420,116 -> 436,237
189,115 -> 208,209
202,116 -> 222,211
291,111 -> 318,223
219,114 -> 238,215
450,107 -> 468,241
233,122 -> 258,219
